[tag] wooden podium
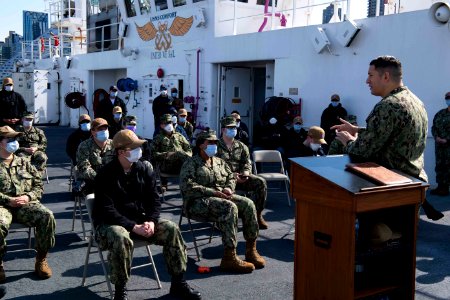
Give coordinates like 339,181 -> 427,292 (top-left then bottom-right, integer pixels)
289,156 -> 428,300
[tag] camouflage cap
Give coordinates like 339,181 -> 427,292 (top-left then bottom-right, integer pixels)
197,130 -> 218,141
0,126 -> 23,138
113,129 -> 146,149
79,114 -> 91,123
124,115 -> 137,125
308,126 -> 326,144
221,116 -> 237,128
331,94 -> 340,101
160,114 -> 172,124
3,77 -> 13,85
91,118 -> 108,130
22,111 -> 35,119
112,106 -> 122,114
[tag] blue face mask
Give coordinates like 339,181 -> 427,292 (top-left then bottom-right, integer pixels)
293,124 -> 302,132
80,123 -> 91,131
446,99 -> 450,106
126,125 -> 136,132
179,117 -> 186,123
171,93 -> 178,98
331,101 -> 339,107
204,144 -> 217,157
6,140 -> 19,153
96,130 -> 109,142
114,113 -> 122,120
225,128 -> 237,138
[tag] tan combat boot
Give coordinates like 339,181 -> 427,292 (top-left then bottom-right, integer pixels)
257,212 -> 268,230
245,239 -> 266,269
220,247 -> 255,273
0,261 -> 5,282
35,251 -> 52,279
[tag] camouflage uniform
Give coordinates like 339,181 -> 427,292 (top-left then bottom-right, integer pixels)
217,138 -> 267,213
76,137 -> 115,181
431,108 -> 450,186
0,155 -> 55,259
93,159 -> 187,285
151,131 -> 192,173
180,121 -> 194,141
180,155 -> 259,248
344,86 -> 428,181
327,139 -> 345,155
16,125 -> 48,172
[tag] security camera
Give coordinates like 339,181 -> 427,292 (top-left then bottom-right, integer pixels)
429,2 -> 450,25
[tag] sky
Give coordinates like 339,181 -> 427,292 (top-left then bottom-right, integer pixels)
0,0 -> 47,41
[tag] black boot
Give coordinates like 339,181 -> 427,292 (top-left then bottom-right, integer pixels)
170,274 -> 202,300
422,199 -> 444,221
114,283 -> 128,300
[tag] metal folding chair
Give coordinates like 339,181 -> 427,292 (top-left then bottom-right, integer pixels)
81,194 -> 161,299
8,223 -> 36,252
154,163 -> 180,201
252,150 -> 291,206
178,194 -> 217,262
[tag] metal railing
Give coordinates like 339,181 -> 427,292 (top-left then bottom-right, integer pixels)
86,22 -> 120,53
217,0 -> 354,36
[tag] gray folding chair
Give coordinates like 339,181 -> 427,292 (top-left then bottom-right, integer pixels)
252,150 -> 291,206
72,194 -> 87,240
8,223 -> 36,252
178,193 -> 217,262
154,163 -> 180,201
81,194 -> 162,299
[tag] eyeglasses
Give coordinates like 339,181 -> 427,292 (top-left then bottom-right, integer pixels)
206,140 -> 218,145
5,84 -> 12,87
226,126 -> 237,130
235,119 -> 241,122
5,138 -> 16,143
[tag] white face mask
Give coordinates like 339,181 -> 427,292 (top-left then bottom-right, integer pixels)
164,123 -> 174,133
310,143 -> 322,152
4,86 -> 13,92
23,120 -> 33,127
125,147 -> 142,163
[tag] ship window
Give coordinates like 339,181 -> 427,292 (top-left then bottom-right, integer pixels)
257,0 -> 278,5
124,0 -> 137,17
155,0 -> 168,11
193,0 -> 205,2
173,0 -> 186,7
234,87 -> 240,98
138,0 -> 151,14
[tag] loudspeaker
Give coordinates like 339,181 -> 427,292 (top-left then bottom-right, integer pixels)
310,27 -> 330,54
336,19 -> 360,47
429,1 -> 450,25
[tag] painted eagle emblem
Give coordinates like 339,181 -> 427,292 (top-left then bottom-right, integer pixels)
135,16 -> 193,51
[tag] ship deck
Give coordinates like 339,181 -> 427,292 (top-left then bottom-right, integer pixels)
2,126 -> 449,300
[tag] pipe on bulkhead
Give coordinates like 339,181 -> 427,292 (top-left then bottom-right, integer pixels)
258,0 -> 287,32
193,48 -> 201,127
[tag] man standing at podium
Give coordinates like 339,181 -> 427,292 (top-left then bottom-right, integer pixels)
332,55 -> 443,221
